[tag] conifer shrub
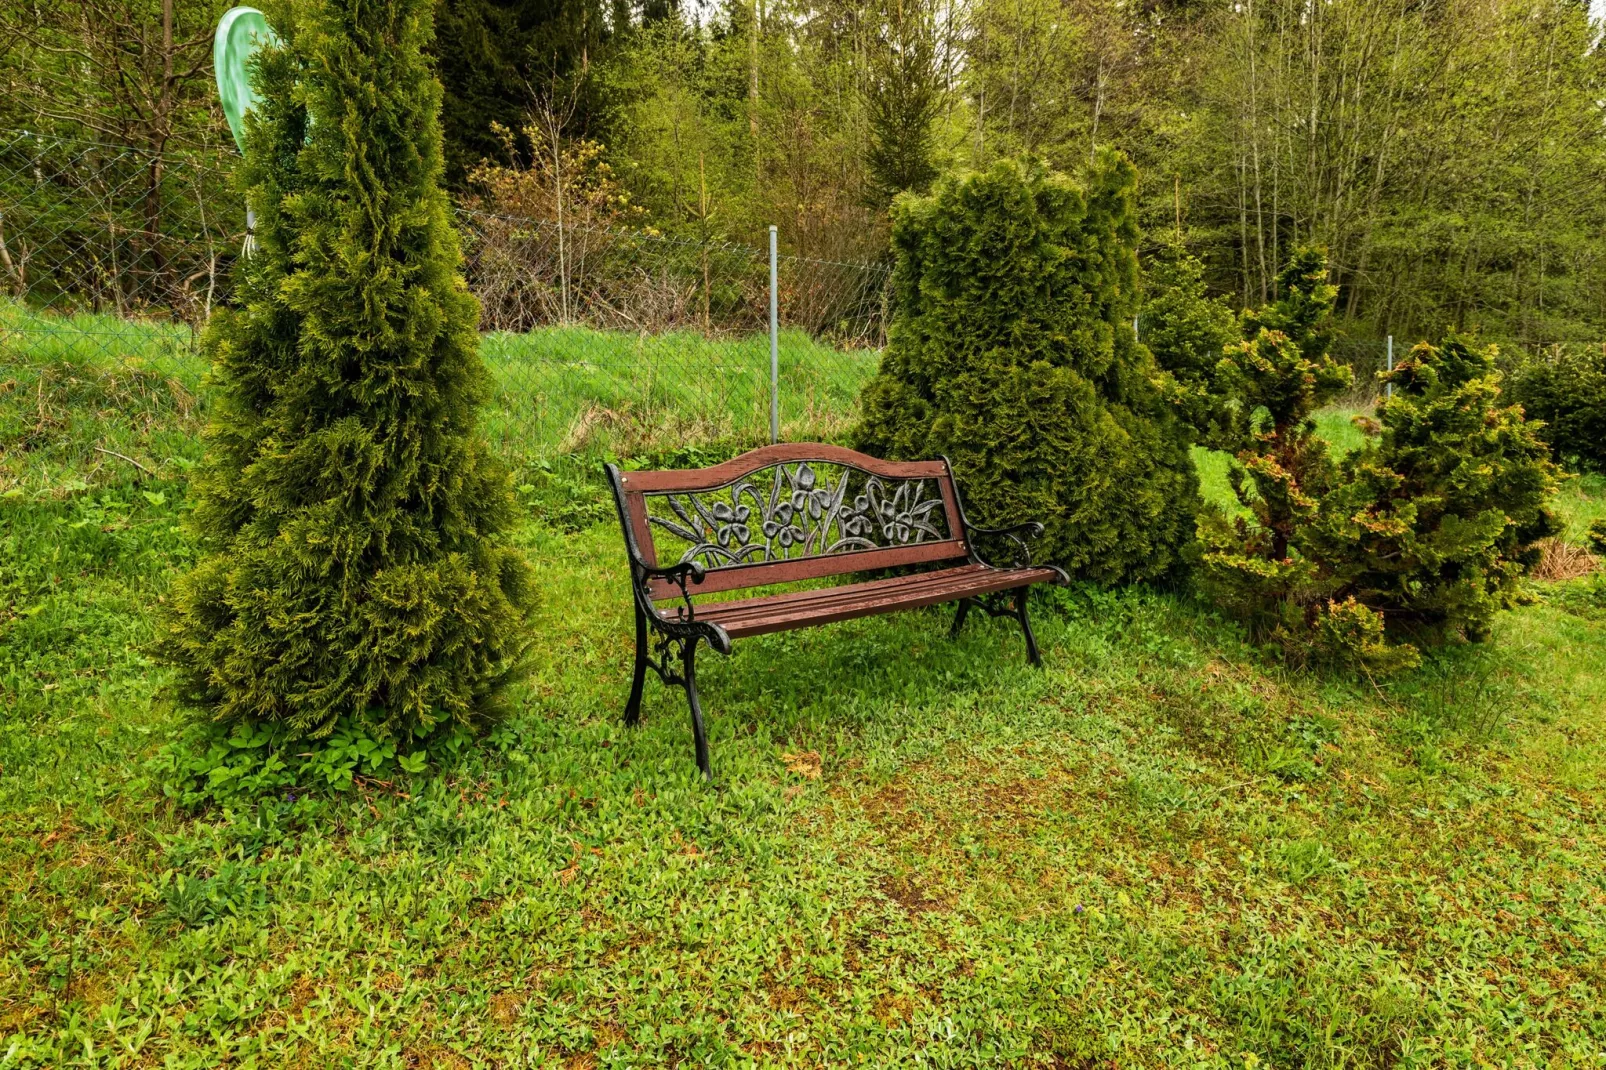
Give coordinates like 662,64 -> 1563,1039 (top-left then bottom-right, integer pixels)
161,0 -> 534,743
1140,241 -> 1239,446
1307,337 -> 1560,648
1506,344 -> 1606,474
1196,249 -> 1353,639
853,154 -> 1198,583
1200,261 -> 1561,669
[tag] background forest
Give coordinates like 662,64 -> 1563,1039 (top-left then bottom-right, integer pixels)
4,0 -> 1606,346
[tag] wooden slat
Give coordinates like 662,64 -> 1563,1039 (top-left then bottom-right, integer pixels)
697,564 -> 992,624
618,442 -> 948,493
646,540 -> 966,600
693,564 -> 1059,638
625,490 -> 656,567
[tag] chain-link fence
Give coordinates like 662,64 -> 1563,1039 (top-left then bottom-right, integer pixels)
0,129 -> 890,467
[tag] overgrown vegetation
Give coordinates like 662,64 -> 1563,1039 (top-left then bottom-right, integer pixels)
12,0 -> 1606,345
0,301 -> 878,474
855,154 -> 1197,582
160,0 -> 534,744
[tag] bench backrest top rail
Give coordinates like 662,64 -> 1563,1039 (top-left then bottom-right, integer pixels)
609,443 -> 968,600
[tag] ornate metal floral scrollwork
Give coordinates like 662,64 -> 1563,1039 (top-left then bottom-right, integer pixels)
644,630 -> 693,688
644,461 -> 949,569
968,591 -> 1024,620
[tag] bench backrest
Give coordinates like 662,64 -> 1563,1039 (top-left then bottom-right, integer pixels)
608,443 -> 968,600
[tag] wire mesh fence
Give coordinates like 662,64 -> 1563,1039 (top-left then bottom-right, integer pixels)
0,129 -> 890,468
8,128 -> 1587,477
454,209 -> 889,459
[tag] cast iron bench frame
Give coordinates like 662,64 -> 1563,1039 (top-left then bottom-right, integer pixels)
605,443 -> 1069,779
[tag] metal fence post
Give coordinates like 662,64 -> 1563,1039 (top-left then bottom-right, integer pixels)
769,225 -> 780,443
1386,335 -> 1394,400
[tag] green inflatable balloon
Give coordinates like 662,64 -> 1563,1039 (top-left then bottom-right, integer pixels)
214,7 -> 280,153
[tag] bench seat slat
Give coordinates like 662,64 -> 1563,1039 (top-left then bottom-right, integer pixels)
691,563 -> 1059,638
648,540 -> 967,600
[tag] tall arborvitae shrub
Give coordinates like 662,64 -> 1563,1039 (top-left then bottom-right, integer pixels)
1307,338 -> 1560,648
854,154 -> 1198,583
162,0 -> 534,742
1140,241 -> 1239,447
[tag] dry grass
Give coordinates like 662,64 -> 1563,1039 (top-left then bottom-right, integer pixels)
1531,536 -> 1598,582
557,400 -> 739,456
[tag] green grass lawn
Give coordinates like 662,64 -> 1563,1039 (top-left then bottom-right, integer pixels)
0,302 -> 876,483
3,343 -> 1605,1067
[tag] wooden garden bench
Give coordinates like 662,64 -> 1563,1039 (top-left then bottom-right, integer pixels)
605,443 -> 1069,780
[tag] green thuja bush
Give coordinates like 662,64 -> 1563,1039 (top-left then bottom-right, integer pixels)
1140,240 -> 1239,446
1307,337 -> 1560,650
1197,248 -> 1352,638
161,0 -> 534,744
1506,344 -> 1606,473
854,154 -> 1197,583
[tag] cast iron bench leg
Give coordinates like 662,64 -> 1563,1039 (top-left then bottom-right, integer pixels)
1015,587 -> 1042,667
681,636 -> 713,780
625,604 -> 648,727
949,597 -> 973,638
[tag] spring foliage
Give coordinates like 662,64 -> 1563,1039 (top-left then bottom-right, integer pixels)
1196,250 -> 1355,648
1308,338 -> 1560,650
161,0 -> 534,741
1196,252 -> 1558,667
853,155 -> 1198,582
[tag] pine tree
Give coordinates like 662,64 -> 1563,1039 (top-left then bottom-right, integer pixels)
162,0 -> 535,742
1200,290 -> 1560,667
1506,344 -> 1606,475
854,154 -> 1198,583
433,0 -> 613,187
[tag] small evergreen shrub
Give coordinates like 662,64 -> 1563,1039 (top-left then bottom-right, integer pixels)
1197,249 -> 1353,641
854,154 -> 1198,583
1140,241 -> 1239,446
161,0 -> 535,744
1202,292 -> 1561,668
1306,337 -> 1560,650
1506,344 -> 1606,473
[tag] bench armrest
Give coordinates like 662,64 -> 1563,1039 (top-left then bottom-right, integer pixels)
640,559 -> 706,620
964,521 -> 1046,572
644,560 -> 707,585
964,520 -> 1045,540
635,562 -> 735,655
939,456 -> 1068,581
